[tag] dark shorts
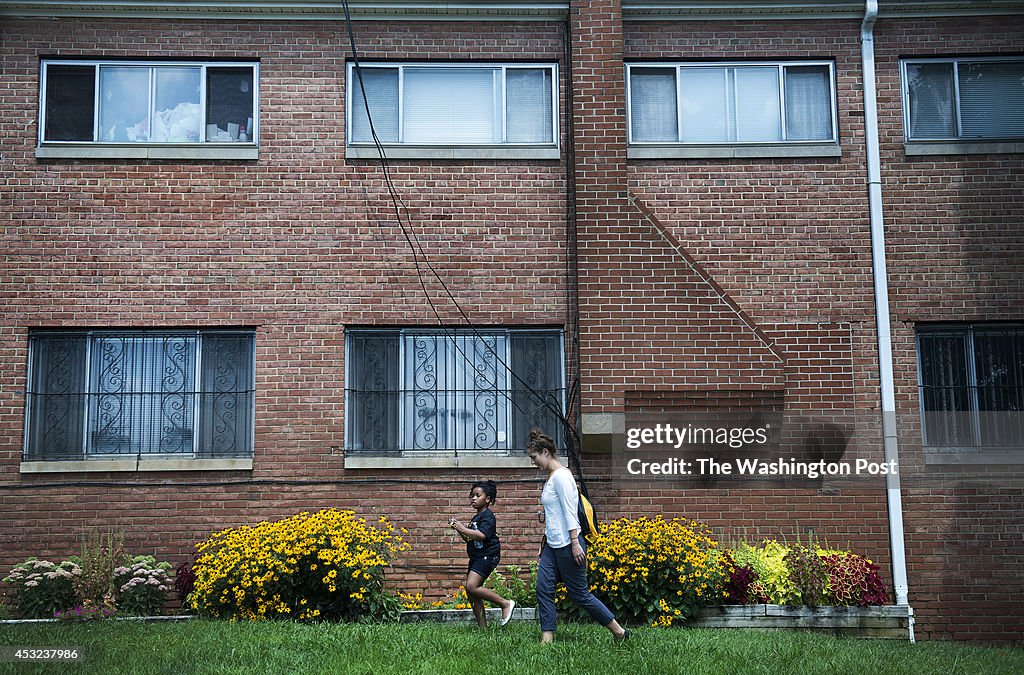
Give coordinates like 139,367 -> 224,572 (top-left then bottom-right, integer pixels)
468,553 -> 500,579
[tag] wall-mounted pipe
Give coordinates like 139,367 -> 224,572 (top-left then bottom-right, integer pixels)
860,0 -> 914,642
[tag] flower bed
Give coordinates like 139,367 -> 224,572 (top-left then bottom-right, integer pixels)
2,547 -> 173,621
2,512 -> 904,637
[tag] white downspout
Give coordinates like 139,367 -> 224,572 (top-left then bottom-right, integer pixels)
861,0 -> 914,642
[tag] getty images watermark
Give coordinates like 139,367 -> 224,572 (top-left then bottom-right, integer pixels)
617,416 -> 898,483
624,423 -> 897,478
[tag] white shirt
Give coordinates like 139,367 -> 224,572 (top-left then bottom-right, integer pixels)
541,466 -> 581,549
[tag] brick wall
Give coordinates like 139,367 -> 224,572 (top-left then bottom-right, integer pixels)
1,7 -> 1022,641
567,0 -> 893,634
875,16 -> 1024,643
618,13 -> 1024,643
0,16 -> 568,601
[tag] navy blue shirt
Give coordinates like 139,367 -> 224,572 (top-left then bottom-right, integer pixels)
466,508 -> 500,559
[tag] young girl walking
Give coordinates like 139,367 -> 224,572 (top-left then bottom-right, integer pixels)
449,480 -> 516,628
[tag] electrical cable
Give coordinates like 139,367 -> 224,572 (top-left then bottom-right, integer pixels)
339,0 -> 588,470
559,16 -> 589,497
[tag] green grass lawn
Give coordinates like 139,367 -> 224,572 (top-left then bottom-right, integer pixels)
1,619 -> 1022,674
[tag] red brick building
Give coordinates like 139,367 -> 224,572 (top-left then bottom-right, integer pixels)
1,0 -> 1022,642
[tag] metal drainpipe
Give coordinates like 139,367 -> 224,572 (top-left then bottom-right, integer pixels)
861,0 -> 914,642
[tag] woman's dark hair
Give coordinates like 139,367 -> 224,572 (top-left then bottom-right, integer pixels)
472,479 -> 498,504
527,428 -> 558,457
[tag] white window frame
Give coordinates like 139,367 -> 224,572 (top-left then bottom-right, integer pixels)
345,62 -> 560,160
625,61 -> 840,159
344,327 -> 566,468
901,56 -> 1024,155
37,59 -> 260,160
916,323 -> 1024,465
22,329 -> 256,473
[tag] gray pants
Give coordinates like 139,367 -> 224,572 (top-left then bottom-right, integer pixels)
536,535 -> 615,632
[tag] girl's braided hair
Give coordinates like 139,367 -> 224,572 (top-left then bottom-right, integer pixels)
471,479 -> 498,503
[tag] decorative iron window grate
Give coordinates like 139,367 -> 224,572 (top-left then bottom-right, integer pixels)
917,324 -> 1024,449
346,329 -> 565,454
25,330 -> 255,460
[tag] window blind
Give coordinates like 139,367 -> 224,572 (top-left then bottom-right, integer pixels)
506,68 -> 553,144
629,68 -> 678,142
350,68 -> 399,143
958,61 -> 1024,139
785,66 -> 833,141
404,68 -> 496,144
679,67 -> 729,142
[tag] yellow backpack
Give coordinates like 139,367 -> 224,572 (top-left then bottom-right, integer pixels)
578,488 -> 600,542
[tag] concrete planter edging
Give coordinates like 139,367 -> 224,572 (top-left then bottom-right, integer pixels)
399,604 -> 913,639
399,606 -> 537,624
1,604 -> 913,639
693,604 -> 914,639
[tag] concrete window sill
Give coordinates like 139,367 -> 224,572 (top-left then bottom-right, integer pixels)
905,141 -> 1024,156
346,145 -> 560,160
344,454 -> 534,469
21,458 -> 254,473
923,448 -> 1024,465
36,145 -> 259,161
628,143 -> 841,159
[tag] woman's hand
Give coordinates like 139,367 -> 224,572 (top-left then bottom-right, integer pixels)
571,540 -> 585,566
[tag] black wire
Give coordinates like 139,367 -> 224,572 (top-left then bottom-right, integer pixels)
560,17 -> 588,496
340,1 -> 552,422
338,0 -> 587,469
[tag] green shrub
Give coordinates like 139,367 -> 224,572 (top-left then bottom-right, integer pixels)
731,540 -> 799,605
189,509 -> 409,622
3,559 -> 80,618
785,541 -> 829,608
113,556 -> 173,616
485,563 -> 538,608
70,529 -> 127,610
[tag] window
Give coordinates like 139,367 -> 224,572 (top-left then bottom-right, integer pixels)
346,63 -> 557,151
346,328 -> 564,454
40,60 -> 258,145
903,57 -> 1024,142
25,330 -> 255,460
917,325 -> 1024,451
626,62 -> 837,145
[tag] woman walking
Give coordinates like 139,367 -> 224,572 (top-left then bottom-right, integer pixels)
527,428 -> 629,644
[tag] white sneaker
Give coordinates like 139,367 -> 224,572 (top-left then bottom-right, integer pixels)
500,600 -> 515,626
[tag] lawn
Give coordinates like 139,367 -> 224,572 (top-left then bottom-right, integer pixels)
1,620 -> 1022,674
